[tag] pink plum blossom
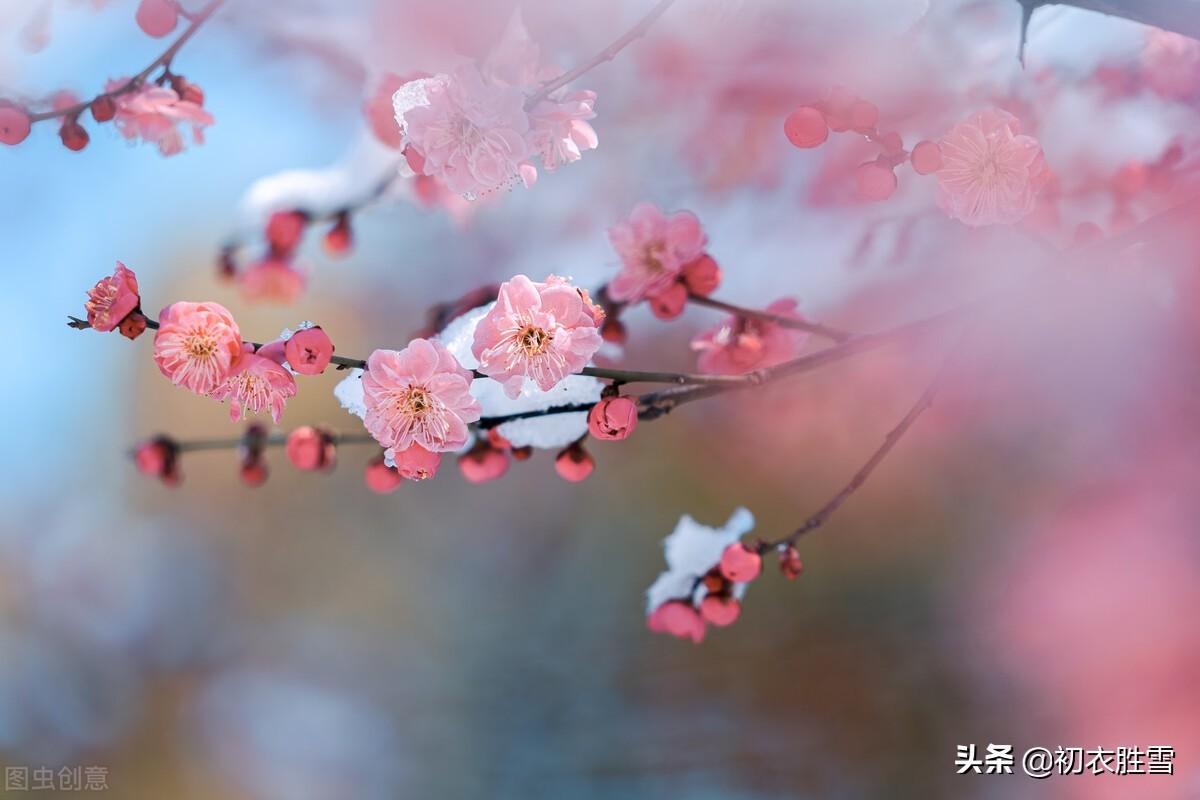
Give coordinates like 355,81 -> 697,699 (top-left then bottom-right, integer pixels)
153,301 -> 243,396
607,202 -> 707,303
209,346 -> 297,424
106,78 -> 213,157
361,339 -> 481,453
471,274 -> 603,398
398,65 -> 532,198
691,299 -> 809,375
239,258 -> 306,304
85,261 -> 140,332
934,108 -> 1049,227
527,90 -> 598,171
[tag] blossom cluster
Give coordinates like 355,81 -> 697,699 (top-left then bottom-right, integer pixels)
644,509 -> 804,643
391,15 -> 599,199
784,90 -> 1051,228
1,0 -> 213,156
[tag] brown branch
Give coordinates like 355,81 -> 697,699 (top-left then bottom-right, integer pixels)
1031,0 -> 1200,41
760,353 -> 954,551
524,0 -> 676,109
26,0 -> 225,124
687,294 -> 853,343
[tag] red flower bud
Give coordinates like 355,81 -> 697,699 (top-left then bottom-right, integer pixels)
600,317 -> 627,345
90,96 -> 116,123
286,426 -> 337,471
856,160 -> 897,202
364,455 -> 403,494
784,106 -> 828,149
118,311 -> 148,340
648,282 -> 687,320
323,213 -> 353,256
699,594 -> 741,627
0,103 -> 31,145
587,396 -> 638,441
391,444 -> 441,481
681,254 -> 721,297
59,119 -> 89,151
266,210 -> 308,255
136,0 -> 178,37
284,326 -> 334,375
458,442 -> 509,483
778,545 -> 804,580
240,459 -> 268,487
909,140 -> 942,175
133,436 -> 179,485
718,543 -> 762,583
554,442 -> 594,482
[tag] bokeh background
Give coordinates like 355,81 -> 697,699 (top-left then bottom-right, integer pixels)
2,0 -> 1199,797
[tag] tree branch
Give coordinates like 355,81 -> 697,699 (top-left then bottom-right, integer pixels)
1025,0 -> 1200,41
687,294 -> 853,343
524,0 -> 677,109
760,352 -> 954,551
26,0 -> 225,124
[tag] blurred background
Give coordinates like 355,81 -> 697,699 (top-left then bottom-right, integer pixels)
2,0 -> 1199,797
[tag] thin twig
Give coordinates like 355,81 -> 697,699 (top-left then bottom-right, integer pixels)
687,294 -> 853,343
27,0 -> 225,124
760,355 -> 953,551
523,0 -> 677,109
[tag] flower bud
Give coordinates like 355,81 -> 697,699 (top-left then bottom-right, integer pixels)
0,102 -> 31,145
136,0 -> 179,37
458,442 -> 509,483
778,545 -> 804,580
364,455 -> 403,494
390,444 -> 440,480
60,119 -> 89,151
284,326 -> 334,375
909,140 -> 942,175
286,426 -> 336,471
118,311 -> 148,340
133,435 -> 179,485
681,254 -> 721,297
265,210 -> 308,255
856,160 -> 897,201
554,442 -> 594,482
323,212 -> 352,256
90,96 -> 116,123
699,594 -> 741,627
648,282 -> 687,320
784,106 -> 828,148
587,396 -> 638,441
718,542 -> 762,583
600,317 -> 627,345
240,459 -> 268,487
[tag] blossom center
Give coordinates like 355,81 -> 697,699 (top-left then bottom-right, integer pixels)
184,333 -> 219,360
641,241 -> 666,273
401,386 -> 434,417
516,325 -> 553,356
